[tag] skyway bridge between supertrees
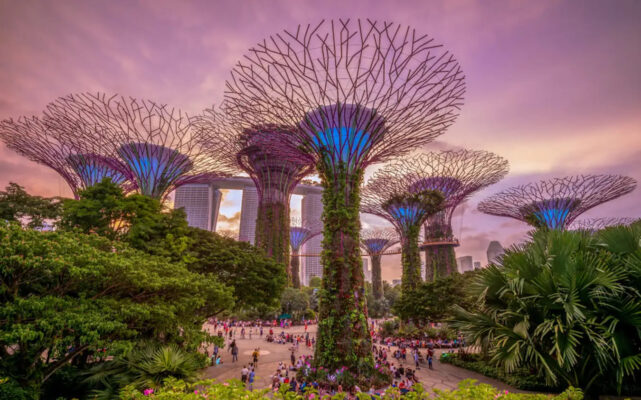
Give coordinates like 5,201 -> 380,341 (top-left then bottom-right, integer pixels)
223,18 -> 465,383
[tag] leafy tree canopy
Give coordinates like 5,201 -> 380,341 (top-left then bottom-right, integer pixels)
0,182 -> 61,229
0,223 -> 233,392
393,271 -> 479,323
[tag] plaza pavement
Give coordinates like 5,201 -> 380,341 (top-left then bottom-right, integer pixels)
200,324 -> 523,393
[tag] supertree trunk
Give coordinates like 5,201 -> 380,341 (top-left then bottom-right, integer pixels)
400,224 -> 422,292
425,245 -> 457,280
424,250 -> 436,282
255,201 -> 290,268
290,250 -> 301,289
371,254 -> 383,299
315,166 -> 374,376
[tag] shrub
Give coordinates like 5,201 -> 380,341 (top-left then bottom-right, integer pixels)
117,378 -> 583,400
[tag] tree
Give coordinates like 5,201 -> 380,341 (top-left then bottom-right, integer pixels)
60,180 -> 287,309
0,182 -> 61,229
181,227 -> 287,310
393,271 -> 478,323
280,288 -> 310,321
0,223 -> 233,394
451,227 -> 641,395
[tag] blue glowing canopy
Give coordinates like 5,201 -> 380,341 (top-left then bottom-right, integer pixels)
118,143 -> 193,198
301,103 -> 385,171
67,153 -> 130,189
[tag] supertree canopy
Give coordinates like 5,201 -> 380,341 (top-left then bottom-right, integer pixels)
44,92 -> 233,200
399,151 -> 509,280
224,19 -> 465,380
570,217 -> 638,232
478,175 -> 637,230
225,20 -> 465,385
290,218 -> 322,289
360,228 -> 399,299
193,107 -> 313,271
362,169 -> 445,293
0,115 -> 132,198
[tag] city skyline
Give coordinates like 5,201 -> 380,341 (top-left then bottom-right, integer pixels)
1,0 -> 640,282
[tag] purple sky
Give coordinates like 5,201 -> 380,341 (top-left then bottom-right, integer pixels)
1,0 -> 640,281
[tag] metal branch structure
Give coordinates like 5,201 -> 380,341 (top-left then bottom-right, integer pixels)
570,217 -> 638,232
391,150 -> 509,280
360,228 -> 399,299
362,169 -> 445,293
0,115 -> 133,198
193,107 -> 313,271
478,175 -> 637,230
223,19 -> 465,380
44,92 -> 234,200
290,218 -> 322,288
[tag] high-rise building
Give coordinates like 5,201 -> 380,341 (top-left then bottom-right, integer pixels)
302,192 -> 323,285
392,279 -> 402,287
173,184 -> 221,231
486,241 -> 505,265
473,261 -> 481,270
238,185 -> 259,244
457,256 -> 473,273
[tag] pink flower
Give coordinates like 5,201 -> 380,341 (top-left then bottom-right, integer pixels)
143,388 -> 154,396
223,382 -> 229,386
309,394 -> 316,399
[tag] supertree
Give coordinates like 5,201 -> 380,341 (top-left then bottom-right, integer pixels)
361,168 -> 445,293
0,115 -> 133,198
360,228 -> 399,299
193,107 -> 314,270
290,218 -> 322,288
478,175 -> 637,230
224,19 -> 465,379
397,151 -> 509,281
44,92 -> 233,200
570,217 -> 638,232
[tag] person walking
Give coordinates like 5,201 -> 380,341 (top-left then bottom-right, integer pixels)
414,349 -> 420,369
248,367 -> 255,391
230,340 -> 239,362
252,348 -> 260,367
241,365 -> 249,384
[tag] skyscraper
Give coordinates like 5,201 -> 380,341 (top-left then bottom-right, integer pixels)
486,241 -> 505,265
473,261 -> 481,270
302,192 -> 323,285
457,256 -> 473,273
173,184 -> 221,231
238,185 -> 259,244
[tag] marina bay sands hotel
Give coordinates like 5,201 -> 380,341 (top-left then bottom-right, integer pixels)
174,177 -> 324,285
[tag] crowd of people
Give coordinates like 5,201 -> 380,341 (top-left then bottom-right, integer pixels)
203,318 -> 468,397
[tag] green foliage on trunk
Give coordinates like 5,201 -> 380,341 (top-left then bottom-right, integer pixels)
425,245 -> 458,280
290,251 -> 301,288
371,254 -> 383,299
255,201 -> 290,269
401,224 -> 422,292
314,164 -> 378,385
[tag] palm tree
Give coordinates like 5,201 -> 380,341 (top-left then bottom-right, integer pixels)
451,224 -> 641,395
86,344 -> 202,398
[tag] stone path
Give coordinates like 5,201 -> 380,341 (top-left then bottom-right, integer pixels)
200,324 -> 523,393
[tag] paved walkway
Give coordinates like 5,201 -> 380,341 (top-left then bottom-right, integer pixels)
200,325 -> 523,393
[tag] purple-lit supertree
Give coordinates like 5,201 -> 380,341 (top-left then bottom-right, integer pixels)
0,115 -> 133,198
361,167 -> 445,293
44,93 -> 233,200
478,175 -> 637,230
193,107 -> 313,271
570,217 -> 637,232
290,218 -> 322,289
397,151 -> 509,281
360,228 -> 399,299
224,19 -> 465,379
